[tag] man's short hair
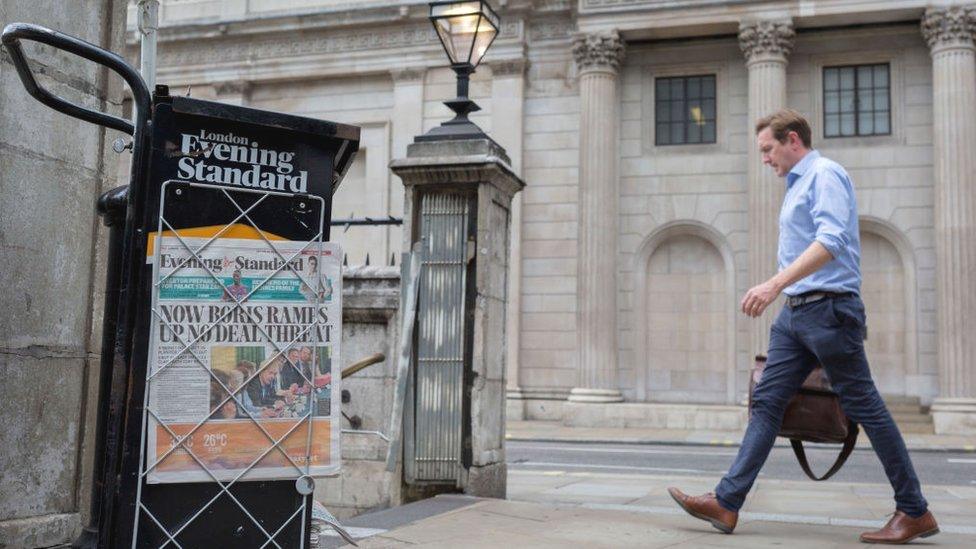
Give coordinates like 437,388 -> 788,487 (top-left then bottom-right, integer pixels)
755,109 -> 812,148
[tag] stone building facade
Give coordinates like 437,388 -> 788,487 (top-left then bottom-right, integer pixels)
132,0 -> 976,435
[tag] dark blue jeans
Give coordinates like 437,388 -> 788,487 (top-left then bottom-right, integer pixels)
715,295 -> 928,517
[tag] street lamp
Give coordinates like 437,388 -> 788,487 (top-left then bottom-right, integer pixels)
417,1 -> 500,142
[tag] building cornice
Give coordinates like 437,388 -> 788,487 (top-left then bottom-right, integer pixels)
578,0 -> 928,16
486,58 -> 529,76
579,0 -> 754,15
529,16 -> 578,42
126,1 -> 579,86
576,0 -> 930,40
390,67 -> 427,84
143,18 -> 524,76
123,1 -> 579,85
127,0 -> 572,45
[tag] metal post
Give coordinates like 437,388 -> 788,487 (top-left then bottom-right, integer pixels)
137,0 -> 159,90
453,63 -> 471,103
72,186 -> 129,549
415,63 -> 489,143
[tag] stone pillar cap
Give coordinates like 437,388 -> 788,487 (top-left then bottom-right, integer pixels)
390,138 -> 525,198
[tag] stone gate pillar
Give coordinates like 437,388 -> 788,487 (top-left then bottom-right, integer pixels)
391,137 -> 525,496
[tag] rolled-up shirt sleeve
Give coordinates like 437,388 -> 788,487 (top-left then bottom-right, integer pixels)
809,169 -> 853,260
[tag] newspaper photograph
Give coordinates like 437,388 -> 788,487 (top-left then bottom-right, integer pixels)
145,235 -> 341,484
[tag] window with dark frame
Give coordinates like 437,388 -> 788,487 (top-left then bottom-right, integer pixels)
654,75 -> 717,146
823,63 -> 890,137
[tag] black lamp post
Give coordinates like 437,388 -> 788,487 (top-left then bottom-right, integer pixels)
418,0 -> 499,142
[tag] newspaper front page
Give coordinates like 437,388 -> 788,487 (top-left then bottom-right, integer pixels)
146,235 -> 341,484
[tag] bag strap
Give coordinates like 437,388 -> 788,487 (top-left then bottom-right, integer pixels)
789,421 -> 859,481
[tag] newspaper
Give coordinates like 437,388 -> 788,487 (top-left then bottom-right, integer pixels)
146,235 -> 341,484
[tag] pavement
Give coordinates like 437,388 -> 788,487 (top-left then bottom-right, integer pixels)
318,421 -> 976,548
333,487 -> 976,548
505,419 -> 976,453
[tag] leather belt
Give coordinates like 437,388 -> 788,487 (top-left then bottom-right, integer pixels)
785,291 -> 854,308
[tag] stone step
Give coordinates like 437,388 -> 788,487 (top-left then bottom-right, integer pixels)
879,396 -> 934,432
882,395 -> 929,415
894,421 -> 935,434
887,404 -> 927,414
882,395 -> 923,404
891,412 -> 933,424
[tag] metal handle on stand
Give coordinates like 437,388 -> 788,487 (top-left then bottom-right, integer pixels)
1,22 -> 151,135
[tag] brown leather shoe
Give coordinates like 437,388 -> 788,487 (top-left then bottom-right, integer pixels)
667,487 -> 737,534
860,510 -> 939,544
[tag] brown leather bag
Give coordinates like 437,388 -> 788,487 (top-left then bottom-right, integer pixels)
749,355 -> 859,481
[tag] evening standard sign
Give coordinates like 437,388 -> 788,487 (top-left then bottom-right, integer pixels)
177,130 -> 309,192
146,236 -> 341,484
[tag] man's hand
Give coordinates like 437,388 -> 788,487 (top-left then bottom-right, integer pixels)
741,279 -> 782,318
740,241 -> 834,318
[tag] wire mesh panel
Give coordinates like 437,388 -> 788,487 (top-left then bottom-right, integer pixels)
133,180 -> 341,548
410,193 -> 472,482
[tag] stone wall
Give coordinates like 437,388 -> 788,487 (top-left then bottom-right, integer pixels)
505,20 -> 941,418
574,23 -> 936,412
789,25 -> 936,401
517,29 -> 580,416
0,1 -> 127,546
315,265 -> 403,519
247,75 -> 400,267
618,36 -> 749,406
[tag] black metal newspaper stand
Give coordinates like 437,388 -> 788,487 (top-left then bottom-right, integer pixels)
2,23 -> 359,548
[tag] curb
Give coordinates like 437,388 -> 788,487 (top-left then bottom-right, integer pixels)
505,435 -> 976,454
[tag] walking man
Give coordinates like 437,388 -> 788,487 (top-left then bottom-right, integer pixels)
668,110 -> 938,544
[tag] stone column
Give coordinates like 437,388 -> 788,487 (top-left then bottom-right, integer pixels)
487,59 -> 529,419
922,6 -> 976,435
569,31 -> 625,404
738,19 -> 795,356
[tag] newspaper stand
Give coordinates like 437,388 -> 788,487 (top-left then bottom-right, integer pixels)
2,24 -> 359,548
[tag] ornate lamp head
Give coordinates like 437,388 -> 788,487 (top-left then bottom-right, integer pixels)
430,1 -> 499,69
417,1 -> 500,142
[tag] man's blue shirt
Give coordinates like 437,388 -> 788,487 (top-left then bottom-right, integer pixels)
778,150 -> 861,296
